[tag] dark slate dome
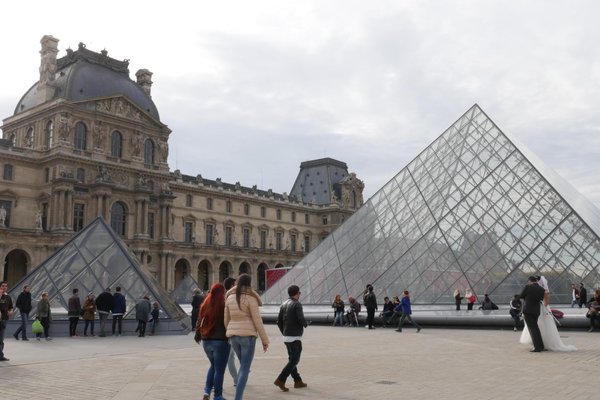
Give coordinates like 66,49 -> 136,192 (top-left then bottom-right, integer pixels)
15,43 -> 160,120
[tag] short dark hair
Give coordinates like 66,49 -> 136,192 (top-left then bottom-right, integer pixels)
223,277 -> 236,291
288,285 -> 300,297
116,286 -> 121,292
73,288 -> 79,294
528,276 -> 538,283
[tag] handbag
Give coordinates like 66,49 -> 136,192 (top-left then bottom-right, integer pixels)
32,319 -> 43,334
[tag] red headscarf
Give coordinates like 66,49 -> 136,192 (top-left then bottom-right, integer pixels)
198,283 -> 225,337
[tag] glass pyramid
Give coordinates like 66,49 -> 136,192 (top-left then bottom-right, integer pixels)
263,104 -> 600,305
171,274 -> 202,304
9,217 -> 188,322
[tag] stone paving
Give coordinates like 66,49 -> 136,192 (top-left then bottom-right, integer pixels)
0,323 -> 598,400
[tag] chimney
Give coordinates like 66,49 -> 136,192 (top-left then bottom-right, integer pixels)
38,35 -> 59,102
136,69 -> 153,97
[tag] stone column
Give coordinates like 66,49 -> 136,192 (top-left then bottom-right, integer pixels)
65,190 -> 73,230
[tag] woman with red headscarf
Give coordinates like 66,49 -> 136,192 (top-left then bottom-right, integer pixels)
196,283 -> 230,400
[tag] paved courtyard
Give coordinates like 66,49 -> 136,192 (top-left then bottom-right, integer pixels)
0,323 -> 597,400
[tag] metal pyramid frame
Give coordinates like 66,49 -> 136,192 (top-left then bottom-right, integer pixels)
263,104 -> 600,305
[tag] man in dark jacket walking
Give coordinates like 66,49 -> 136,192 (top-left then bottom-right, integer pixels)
14,285 -> 32,340
274,285 -> 308,392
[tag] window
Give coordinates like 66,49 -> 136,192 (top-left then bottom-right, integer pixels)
244,204 -> 250,215
260,230 -> 267,249
276,209 -> 281,220
74,122 -> 87,150
0,200 -> 12,227
304,214 -> 309,224
144,139 -> 155,164
186,194 -> 193,207
3,164 -> 13,181
225,226 -> 233,246
261,206 -> 266,218
110,201 -> 126,236
45,120 -> 53,148
76,168 -> 85,183
290,234 -> 297,252
243,228 -> 251,248
322,216 -> 328,225
44,168 -> 50,183
148,212 -> 155,239
205,224 -> 214,245
291,212 -> 296,222
304,235 -> 310,252
226,200 -> 232,213
73,203 -> 85,232
111,130 -> 122,158
276,232 -> 283,251
184,221 -> 194,243
206,198 -> 213,210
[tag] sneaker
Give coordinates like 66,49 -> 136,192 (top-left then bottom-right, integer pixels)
13,333 -> 19,340
416,328 -> 421,333
513,327 -> 517,332
22,338 -> 29,341
0,357 -> 10,361
395,329 -> 402,332
45,337 -> 52,341
202,394 -> 210,400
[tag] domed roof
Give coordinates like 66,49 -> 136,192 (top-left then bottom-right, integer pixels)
14,43 -> 160,120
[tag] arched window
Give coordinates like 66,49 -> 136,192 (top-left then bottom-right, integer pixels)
111,130 -> 122,158
110,201 -> 127,236
45,121 -> 53,149
74,122 -> 87,150
144,139 -> 154,164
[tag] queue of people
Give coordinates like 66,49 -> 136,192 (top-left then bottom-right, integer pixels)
2,283 -> 163,345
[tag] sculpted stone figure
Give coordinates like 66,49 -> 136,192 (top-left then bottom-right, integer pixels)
0,205 -> 6,227
93,121 -> 106,149
131,131 -> 143,156
58,113 -> 71,141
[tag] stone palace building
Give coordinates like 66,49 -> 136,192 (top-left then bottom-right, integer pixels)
0,35 -> 364,292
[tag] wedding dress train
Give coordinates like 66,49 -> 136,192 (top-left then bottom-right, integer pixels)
520,303 -> 576,351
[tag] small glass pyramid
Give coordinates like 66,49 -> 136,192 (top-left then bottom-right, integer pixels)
171,274 -> 203,304
263,105 -> 600,305
10,217 -> 188,322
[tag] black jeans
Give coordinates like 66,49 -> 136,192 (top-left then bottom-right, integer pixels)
277,340 -> 302,383
69,316 -> 79,336
136,320 -> 147,336
112,315 -> 123,335
366,308 -> 375,328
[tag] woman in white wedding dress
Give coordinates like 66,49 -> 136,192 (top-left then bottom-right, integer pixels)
520,276 -> 576,351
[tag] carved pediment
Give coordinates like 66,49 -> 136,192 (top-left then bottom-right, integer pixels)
75,96 -> 162,127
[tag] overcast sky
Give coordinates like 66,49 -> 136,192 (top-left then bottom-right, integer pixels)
1,1 -> 599,208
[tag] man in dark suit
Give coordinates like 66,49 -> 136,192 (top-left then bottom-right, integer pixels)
520,276 -> 546,352
579,283 -> 588,308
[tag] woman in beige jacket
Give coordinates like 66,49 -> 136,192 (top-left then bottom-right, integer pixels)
225,274 -> 269,400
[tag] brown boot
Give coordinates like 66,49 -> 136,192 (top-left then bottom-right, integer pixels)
294,380 -> 308,388
274,379 -> 289,392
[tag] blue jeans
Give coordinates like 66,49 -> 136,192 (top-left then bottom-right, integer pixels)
333,311 -> 344,326
202,339 -> 231,400
15,311 -> 29,338
229,336 -> 257,400
277,340 -> 302,383
227,347 -> 238,384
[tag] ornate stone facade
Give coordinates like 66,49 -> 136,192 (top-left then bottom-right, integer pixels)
0,36 -> 364,292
